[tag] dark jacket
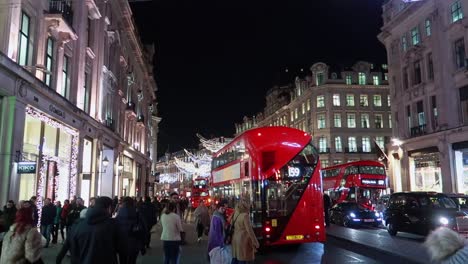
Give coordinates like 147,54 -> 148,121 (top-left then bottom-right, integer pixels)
138,201 -> 156,228
41,204 -> 57,226
116,207 -> 146,264
32,203 -> 39,226
66,204 -> 86,227
2,206 -> 17,231
64,207 -> 122,264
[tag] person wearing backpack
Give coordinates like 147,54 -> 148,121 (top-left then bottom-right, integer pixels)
231,199 -> 259,264
116,197 -> 147,264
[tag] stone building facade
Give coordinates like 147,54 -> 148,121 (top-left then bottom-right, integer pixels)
0,0 -> 160,207
236,61 -> 392,168
379,0 -> 468,193
379,0 -> 468,194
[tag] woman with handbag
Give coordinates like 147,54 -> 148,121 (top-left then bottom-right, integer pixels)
160,202 -> 183,264
0,207 -> 43,264
230,199 -> 259,264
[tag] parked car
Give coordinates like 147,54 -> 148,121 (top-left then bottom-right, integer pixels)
383,192 -> 467,237
330,202 -> 382,228
445,193 -> 468,214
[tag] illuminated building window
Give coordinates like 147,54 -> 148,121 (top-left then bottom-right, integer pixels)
44,37 -> 54,87
317,95 -> 325,108
333,94 -> 340,106
452,1 -> 464,23
18,12 -> 31,66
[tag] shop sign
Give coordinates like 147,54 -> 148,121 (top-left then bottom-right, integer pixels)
49,104 -> 66,119
17,162 -> 37,174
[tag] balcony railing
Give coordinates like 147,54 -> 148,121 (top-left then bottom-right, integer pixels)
49,0 -> 73,27
105,118 -> 115,132
411,124 -> 427,137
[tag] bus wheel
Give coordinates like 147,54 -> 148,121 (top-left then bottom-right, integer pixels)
387,221 -> 398,236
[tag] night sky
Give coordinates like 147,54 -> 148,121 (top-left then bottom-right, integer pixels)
130,0 -> 387,156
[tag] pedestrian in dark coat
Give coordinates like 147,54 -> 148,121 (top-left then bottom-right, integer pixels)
1,200 -> 17,232
116,197 -> 147,264
60,199 -> 70,241
30,196 -> 39,226
40,198 -> 56,247
52,201 -> 62,244
59,196 -> 123,264
138,197 -> 156,248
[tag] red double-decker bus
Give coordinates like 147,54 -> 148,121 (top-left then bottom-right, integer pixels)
322,160 -> 388,209
210,126 -> 325,246
190,177 -> 211,208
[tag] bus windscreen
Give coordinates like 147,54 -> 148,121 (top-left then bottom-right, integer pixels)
264,143 -> 318,218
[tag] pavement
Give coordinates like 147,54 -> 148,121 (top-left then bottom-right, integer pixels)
40,213 -> 431,264
325,225 -> 431,264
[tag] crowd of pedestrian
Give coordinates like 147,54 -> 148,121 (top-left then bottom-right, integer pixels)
0,192 -> 267,264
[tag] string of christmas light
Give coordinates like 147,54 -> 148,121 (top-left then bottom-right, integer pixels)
183,149 -> 212,165
26,107 -> 79,223
36,154 -> 61,227
196,134 -> 230,153
174,156 -> 211,178
159,172 -> 179,184
69,135 -> 79,197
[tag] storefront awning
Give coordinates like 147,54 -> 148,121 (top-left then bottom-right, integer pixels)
408,146 -> 439,157
453,141 -> 468,150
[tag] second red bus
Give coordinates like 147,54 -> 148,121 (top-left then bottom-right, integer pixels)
322,160 -> 388,209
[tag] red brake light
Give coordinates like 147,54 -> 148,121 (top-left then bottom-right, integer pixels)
265,227 -> 271,232
315,225 -> 320,229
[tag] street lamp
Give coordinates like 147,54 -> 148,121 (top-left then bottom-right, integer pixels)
102,156 -> 109,168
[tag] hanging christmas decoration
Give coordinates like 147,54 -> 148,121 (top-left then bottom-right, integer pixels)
196,134 -> 230,153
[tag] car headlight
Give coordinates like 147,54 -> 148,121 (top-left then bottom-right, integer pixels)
349,212 -> 356,218
439,217 -> 449,225
375,212 -> 380,217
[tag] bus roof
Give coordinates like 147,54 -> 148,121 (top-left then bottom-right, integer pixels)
322,160 -> 385,170
213,126 -> 312,157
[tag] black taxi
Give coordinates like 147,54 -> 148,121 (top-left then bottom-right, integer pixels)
383,192 -> 468,237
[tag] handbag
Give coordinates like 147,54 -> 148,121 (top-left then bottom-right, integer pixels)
224,213 -> 240,245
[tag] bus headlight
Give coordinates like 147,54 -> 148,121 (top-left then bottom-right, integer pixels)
349,212 -> 356,218
439,217 -> 449,225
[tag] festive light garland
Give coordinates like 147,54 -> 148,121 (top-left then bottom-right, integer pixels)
159,172 -> 179,184
196,134 -> 230,153
26,107 -> 79,225
173,149 -> 211,178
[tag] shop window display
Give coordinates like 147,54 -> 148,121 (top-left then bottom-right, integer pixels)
411,153 -> 442,192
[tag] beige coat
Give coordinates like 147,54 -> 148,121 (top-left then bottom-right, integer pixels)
231,212 -> 259,261
0,224 -> 42,264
